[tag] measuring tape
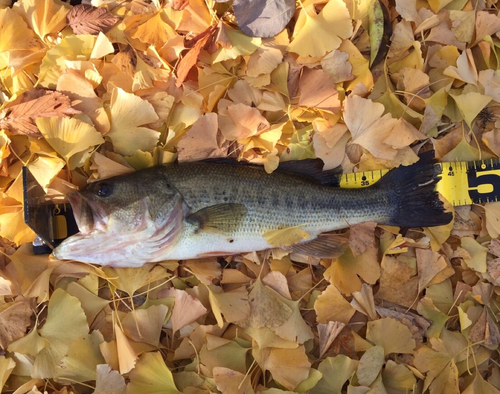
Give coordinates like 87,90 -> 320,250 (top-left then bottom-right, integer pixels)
339,158 -> 500,206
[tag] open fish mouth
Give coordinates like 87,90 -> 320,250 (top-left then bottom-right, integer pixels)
67,192 -> 108,234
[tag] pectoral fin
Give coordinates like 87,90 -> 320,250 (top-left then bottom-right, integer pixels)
187,203 -> 248,234
289,233 -> 349,258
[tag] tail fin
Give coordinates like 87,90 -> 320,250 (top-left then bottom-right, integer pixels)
376,151 -> 453,228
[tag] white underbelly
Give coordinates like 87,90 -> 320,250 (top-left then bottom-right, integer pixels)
154,232 -> 272,260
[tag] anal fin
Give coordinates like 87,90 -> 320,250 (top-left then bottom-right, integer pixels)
289,233 -> 348,258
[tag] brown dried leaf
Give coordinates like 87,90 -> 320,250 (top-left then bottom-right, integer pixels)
66,4 -> 119,35
176,27 -> 216,87
0,300 -> 33,349
349,221 -> 376,257
0,90 -> 80,136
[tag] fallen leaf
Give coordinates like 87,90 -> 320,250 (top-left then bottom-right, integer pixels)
0,300 -> 33,349
67,4 -> 119,35
93,364 -> 126,394
314,284 -> 356,324
177,113 -> 226,162
310,355 -> 358,394
127,352 -> 179,394
287,0 -> 353,57
357,345 -> 385,386
163,288 -> 207,334
56,69 -> 110,134
232,0 -> 295,38
106,88 -> 160,156
0,90 -> 80,136
366,317 -> 416,355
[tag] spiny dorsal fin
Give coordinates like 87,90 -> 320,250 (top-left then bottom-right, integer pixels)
202,158 -> 341,186
187,203 -> 248,234
289,233 -> 349,258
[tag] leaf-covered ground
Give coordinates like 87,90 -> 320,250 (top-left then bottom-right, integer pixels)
1,0 -> 500,393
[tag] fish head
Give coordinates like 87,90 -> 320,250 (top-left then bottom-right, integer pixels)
53,169 -> 184,266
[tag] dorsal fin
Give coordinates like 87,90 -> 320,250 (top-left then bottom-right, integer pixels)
201,158 -> 341,186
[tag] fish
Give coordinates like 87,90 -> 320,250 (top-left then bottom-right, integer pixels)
52,151 -> 452,267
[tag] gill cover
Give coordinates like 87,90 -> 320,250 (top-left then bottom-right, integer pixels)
53,168 -> 184,267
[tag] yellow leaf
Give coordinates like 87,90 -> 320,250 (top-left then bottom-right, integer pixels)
106,88 -> 160,156
454,92 -> 492,128
128,10 -> 178,49
90,31 -> 115,59
218,101 -> 270,141
287,0 -> 353,57
38,34 -> 96,89
13,0 -> 70,44
461,237 -> 487,273
57,69 -> 110,134
122,305 -> 169,347
325,244 -> 380,296
366,317 -> 416,355
263,225 -> 311,247
55,331 -> 105,383
484,202 -> 500,238
8,327 -> 47,356
36,116 -> 104,170
128,352 -> 180,394
27,155 -> 65,192
162,288 -> 207,334
357,345 -> 385,386
344,95 -> 398,160
311,355 -> 358,394
213,25 -> 261,63
207,284 -> 250,327
0,8 -> 43,70
0,208 -> 36,246
0,356 -> 15,393
443,49 -> 477,85
314,284 -> 356,324
256,346 -> 311,391
114,324 -> 138,374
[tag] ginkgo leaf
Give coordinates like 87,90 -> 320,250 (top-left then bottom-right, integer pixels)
314,284 -> 356,324
36,116 -> 105,169
0,90 -> 80,136
366,317 -> 416,355
162,288 -> 208,334
57,69 -> 110,134
94,364 -> 126,394
122,305 -> 169,347
177,113 -> 226,162
256,346 -> 311,390
128,10 -> 178,49
13,0 -> 70,44
0,7 -> 43,70
344,95 -> 399,159
66,4 -> 120,35
128,352 -> 180,394
106,88 -> 160,156
287,0 -> 353,57
263,225 -> 311,247
38,34 -> 97,89
310,355 -> 358,394
357,345 -> 385,386
0,300 -> 33,349
213,25 -> 262,62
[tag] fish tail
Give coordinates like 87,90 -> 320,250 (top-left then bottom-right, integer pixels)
377,151 -> 453,227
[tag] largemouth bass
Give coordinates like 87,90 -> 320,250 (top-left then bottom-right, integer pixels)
53,151 -> 452,267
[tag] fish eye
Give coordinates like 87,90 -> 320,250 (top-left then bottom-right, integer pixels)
96,182 -> 113,197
